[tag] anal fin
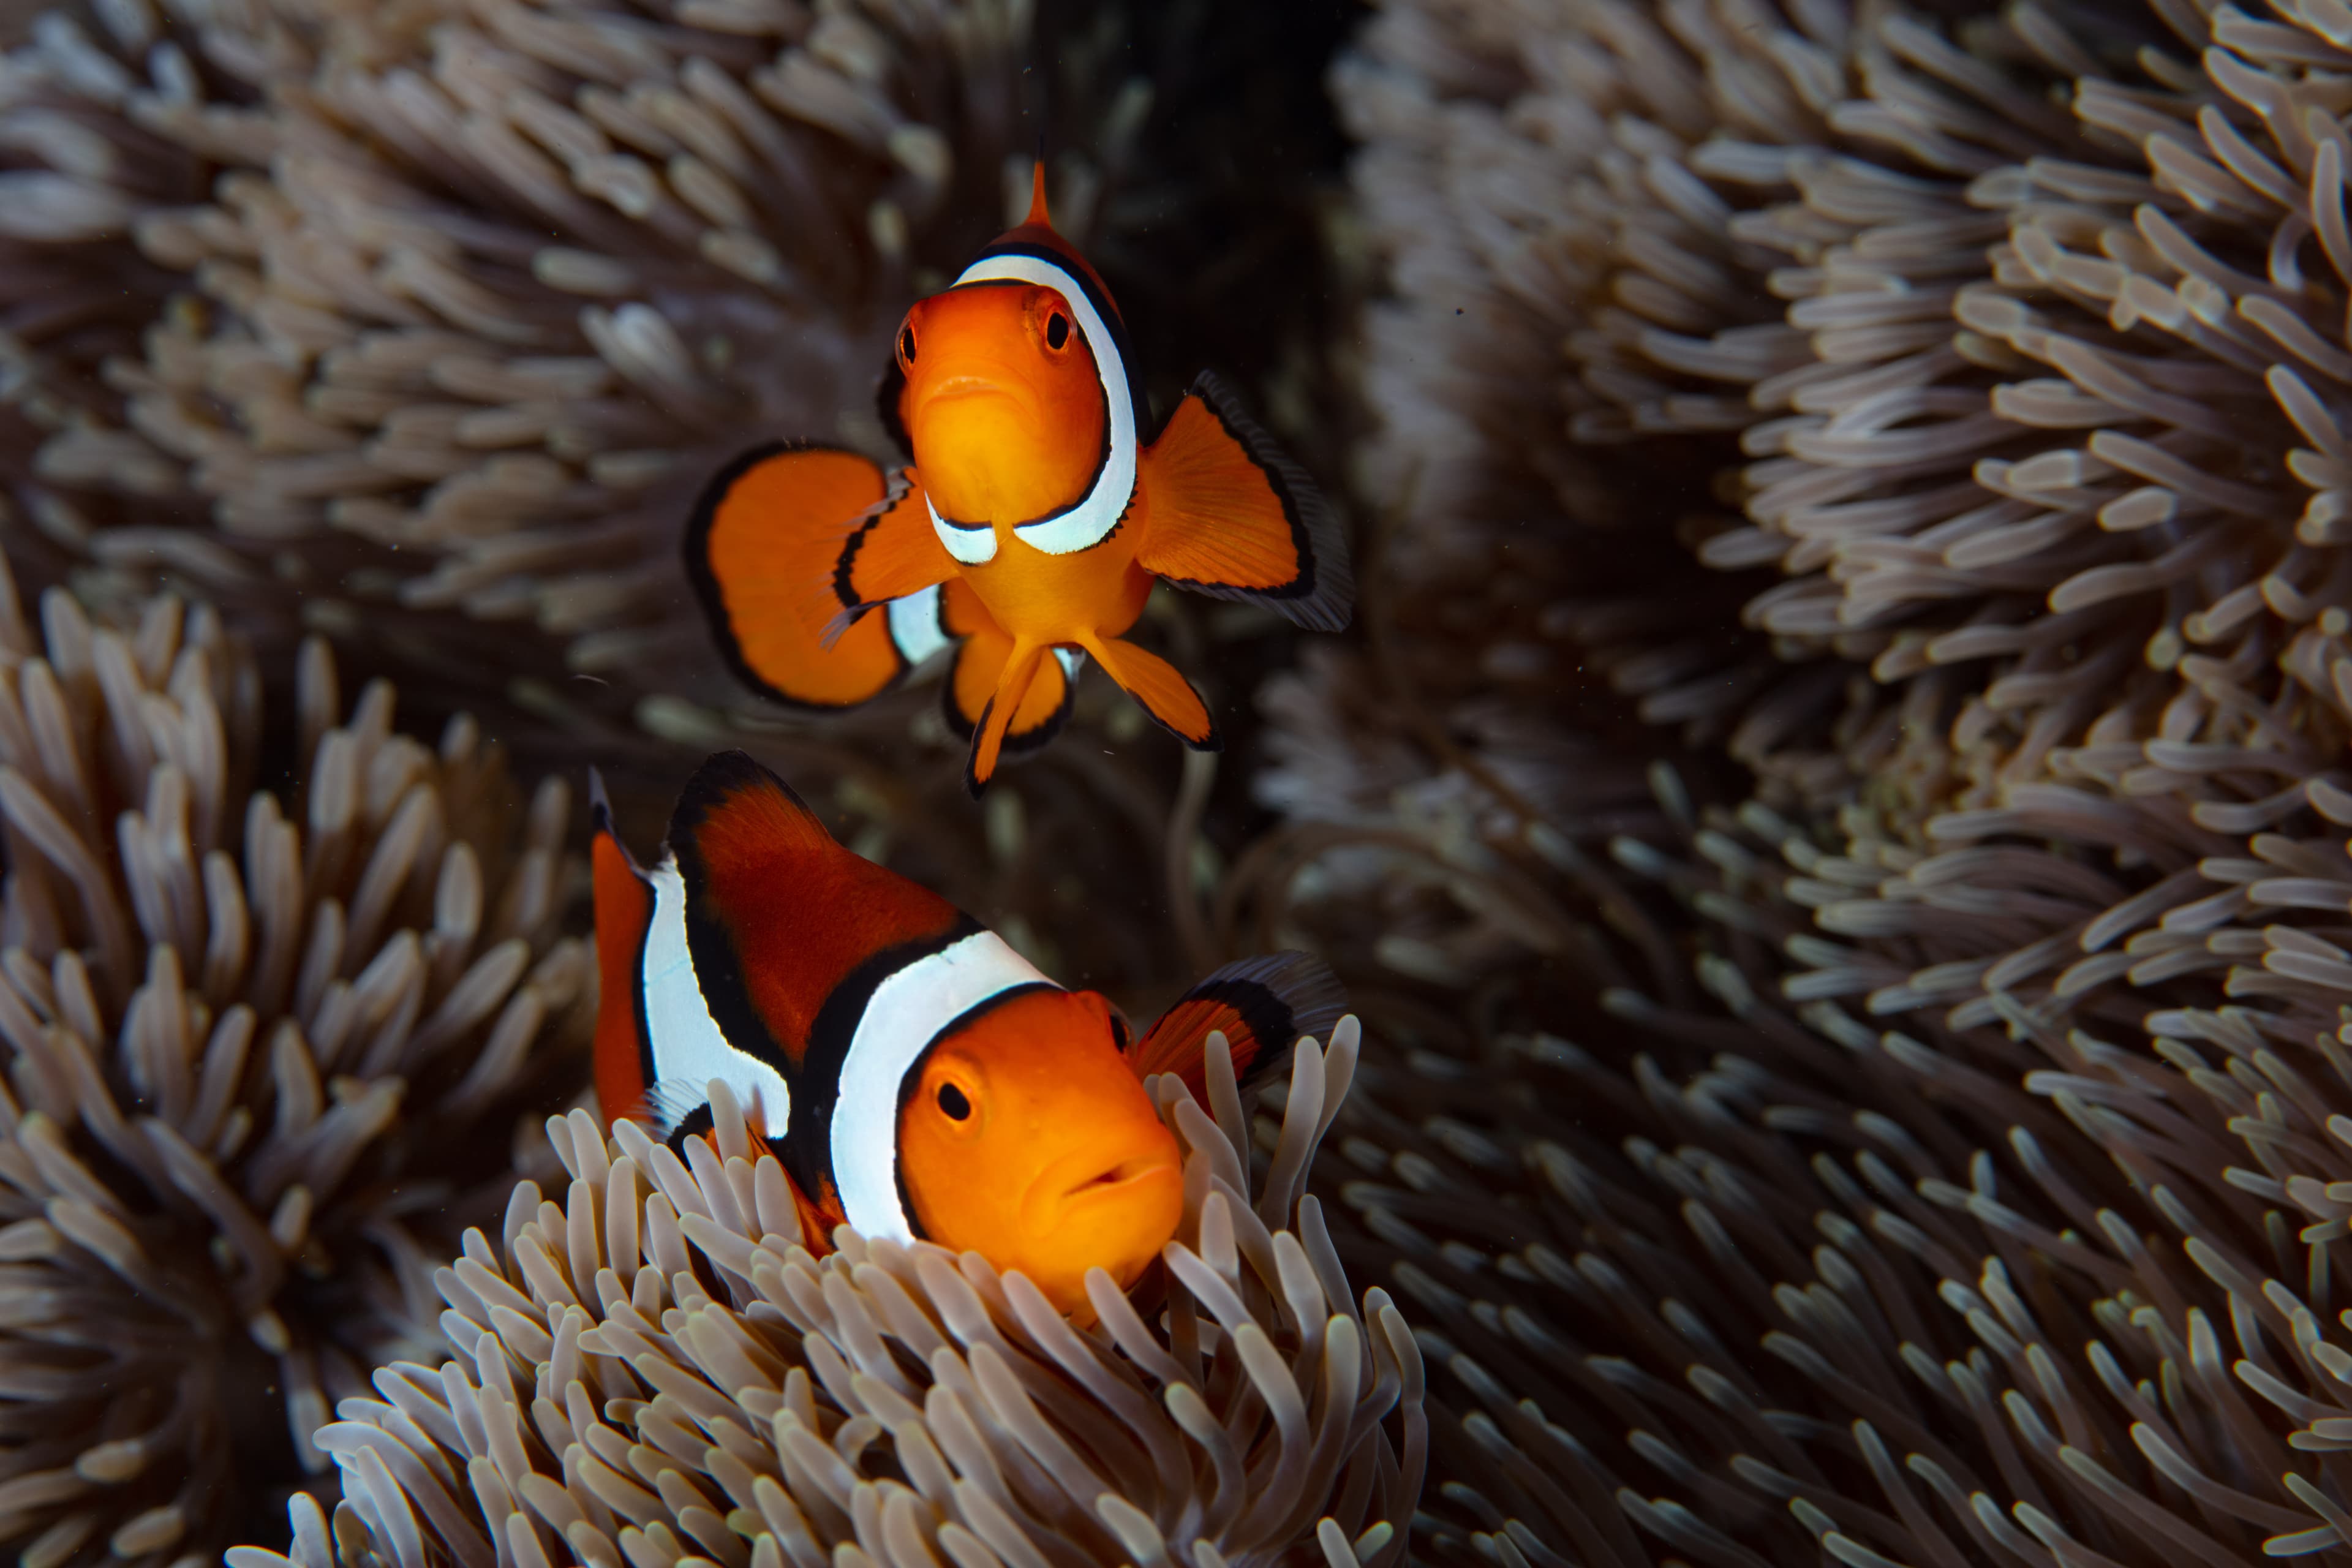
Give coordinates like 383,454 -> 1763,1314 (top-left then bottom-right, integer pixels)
944,609 -> 1076,767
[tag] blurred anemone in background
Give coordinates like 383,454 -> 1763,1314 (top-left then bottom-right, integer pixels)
1273,0 -> 2352,985
1327,766 -> 2352,1566
0,556 -> 589,1564
1287,0 -> 2352,1559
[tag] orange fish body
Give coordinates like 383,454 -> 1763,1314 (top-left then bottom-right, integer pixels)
589,752 -> 1346,1314
687,170 -> 1351,794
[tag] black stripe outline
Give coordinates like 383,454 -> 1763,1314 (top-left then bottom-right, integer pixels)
971,239 -> 1148,431
786,914 -> 984,1205
831,467 -> 927,613
664,1103 -> 715,1155
665,755 -> 823,1170
932,253 -> 1134,553
889,980 -> 1058,1239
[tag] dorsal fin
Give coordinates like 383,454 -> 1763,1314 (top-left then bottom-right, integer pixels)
666,752 -> 967,1069
1025,159 -> 1052,229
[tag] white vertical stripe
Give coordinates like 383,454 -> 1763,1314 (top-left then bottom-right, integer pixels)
928,503 -> 998,564
886,583 -> 951,666
948,251 -> 1136,557
830,930 -> 1055,1242
642,858 -> 792,1139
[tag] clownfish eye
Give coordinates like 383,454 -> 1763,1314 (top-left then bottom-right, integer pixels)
899,325 -> 916,362
937,1082 -> 971,1120
1044,311 -> 1069,351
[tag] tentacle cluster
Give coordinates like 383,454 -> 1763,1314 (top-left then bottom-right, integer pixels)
228,1027 -> 1428,1568
0,552 -> 591,1566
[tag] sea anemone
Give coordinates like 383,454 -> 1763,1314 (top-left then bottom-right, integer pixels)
226,1022 -> 1428,1568
1242,643 -> 1681,994
1310,756 -> 2352,1566
0,555 -> 592,1565
1287,0 -> 2352,991
0,0 -> 318,609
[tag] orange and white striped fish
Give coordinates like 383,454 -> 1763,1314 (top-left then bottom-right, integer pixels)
684,169 -> 1352,796
590,752 -> 1347,1314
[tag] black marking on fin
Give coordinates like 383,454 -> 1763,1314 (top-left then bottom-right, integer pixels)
665,1102 -> 716,1153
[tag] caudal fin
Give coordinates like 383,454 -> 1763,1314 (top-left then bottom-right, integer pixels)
685,443 -> 950,709
1128,952 -> 1349,1107
590,769 -> 655,1128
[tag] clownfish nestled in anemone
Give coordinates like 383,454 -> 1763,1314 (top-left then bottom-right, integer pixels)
589,751 -> 1348,1315
685,168 -> 1352,796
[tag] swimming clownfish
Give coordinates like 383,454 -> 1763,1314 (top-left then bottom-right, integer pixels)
589,750 -> 1348,1314
683,167 -> 1352,796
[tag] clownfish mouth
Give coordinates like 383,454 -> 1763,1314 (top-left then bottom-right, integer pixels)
918,373 -> 1035,415
1023,1147 -> 1182,1231
925,374 -> 1010,399
1061,1153 -> 1177,1200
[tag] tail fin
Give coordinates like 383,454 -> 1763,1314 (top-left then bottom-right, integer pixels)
1128,952 -> 1349,1107
590,769 -> 657,1128
666,751 -> 969,1060
685,443 -> 947,709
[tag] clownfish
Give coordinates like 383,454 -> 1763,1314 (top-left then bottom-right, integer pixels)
589,750 -> 1347,1314
684,168 -> 1352,796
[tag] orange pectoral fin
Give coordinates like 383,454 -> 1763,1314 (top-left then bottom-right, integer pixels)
729,1126 -> 837,1253
838,469 -> 957,610
797,1176 -> 846,1256
687,443 -> 912,709
590,772 -> 654,1128
1082,634 -> 1219,752
1137,372 -> 1352,633
1128,952 -> 1349,1106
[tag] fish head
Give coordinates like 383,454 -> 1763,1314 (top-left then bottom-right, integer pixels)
896,986 -> 1182,1314
895,282 -> 1107,527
